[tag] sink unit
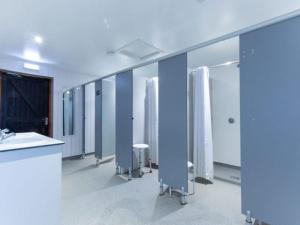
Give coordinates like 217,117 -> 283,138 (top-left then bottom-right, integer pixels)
0,132 -> 64,225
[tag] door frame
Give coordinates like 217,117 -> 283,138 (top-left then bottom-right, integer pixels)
0,69 -> 53,137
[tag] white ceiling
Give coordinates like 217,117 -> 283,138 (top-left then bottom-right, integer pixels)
0,0 -> 299,81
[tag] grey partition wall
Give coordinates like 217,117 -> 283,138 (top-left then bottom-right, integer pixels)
95,80 -> 102,159
240,16 -> 300,225
158,53 -> 188,191
116,70 -> 133,171
82,85 -> 85,155
73,86 -> 84,156
102,77 -> 116,158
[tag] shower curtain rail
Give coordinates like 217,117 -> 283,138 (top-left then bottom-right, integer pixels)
192,60 -> 239,72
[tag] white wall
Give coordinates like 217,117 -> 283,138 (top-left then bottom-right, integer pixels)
210,64 -> 240,167
0,55 -> 96,157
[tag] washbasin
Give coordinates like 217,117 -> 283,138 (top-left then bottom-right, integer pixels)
0,132 -> 45,145
0,132 -> 64,152
1,137 -> 43,144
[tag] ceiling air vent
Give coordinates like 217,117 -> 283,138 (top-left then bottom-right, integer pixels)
113,39 -> 163,60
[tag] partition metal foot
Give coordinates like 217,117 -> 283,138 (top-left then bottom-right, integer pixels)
128,167 -> 132,181
256,221 -> 263,225
159,178 -> 164,195
169,187 -> 172,197
246,210 -> 253,224
180,187 -> 187,205
116,165 -> 121,175
81,154 -> 85,159
138,151 -> 143,177
96,157 -> 100,167
149,159 -> 152,173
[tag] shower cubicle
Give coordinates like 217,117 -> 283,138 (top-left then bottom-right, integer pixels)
66,13 -> 300,224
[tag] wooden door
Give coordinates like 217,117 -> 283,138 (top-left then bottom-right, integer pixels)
0,72 -> 52,136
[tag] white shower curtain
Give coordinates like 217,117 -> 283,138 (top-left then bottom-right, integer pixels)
145,77 -> 159,165
193,67 -> 214,180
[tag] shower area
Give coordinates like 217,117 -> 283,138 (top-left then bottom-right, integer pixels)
188,37 -> 241,184
132,63 -> 159,170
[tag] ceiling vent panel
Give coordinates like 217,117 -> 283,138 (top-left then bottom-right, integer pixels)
114,39 -> 163,60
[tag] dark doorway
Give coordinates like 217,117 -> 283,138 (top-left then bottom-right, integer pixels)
0,71 -> 53,136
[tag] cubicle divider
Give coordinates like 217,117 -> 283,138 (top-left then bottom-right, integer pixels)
84,82 -> 96,154
95,79 -> 102,163
73,86 -> 84,157
240,15 -> 300,225
115,70 -> 133,179
81,85 -> 85,157
158,53 -> 188,204
102,77 -> 116,159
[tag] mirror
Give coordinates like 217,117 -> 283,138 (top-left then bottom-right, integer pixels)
63,89 -> 74,136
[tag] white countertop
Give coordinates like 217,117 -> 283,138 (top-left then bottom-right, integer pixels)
0,132 -> 64,152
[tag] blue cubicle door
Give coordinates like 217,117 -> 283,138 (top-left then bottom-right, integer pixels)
102,77 -> 116,158
158,53 -> 188,192
116,70 -> 133,170
95,79 -> 102,159
240,15 -> 300,225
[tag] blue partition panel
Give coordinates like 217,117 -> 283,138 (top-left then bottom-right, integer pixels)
116,70 -> 133,170
95,79 -> 102,159
240,16 -> 300,225
102,78 -> 116,158
158,53 -> 188,191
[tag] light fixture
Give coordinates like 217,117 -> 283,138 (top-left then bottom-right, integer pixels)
24,62 -> 40,71
34,35 -> 43,44
24,49 -> 40,62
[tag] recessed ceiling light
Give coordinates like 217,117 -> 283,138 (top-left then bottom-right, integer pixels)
114,39 -> 163,60
24,49 -> 40,62
24,62 -> 40,71
34,35 -> 43,44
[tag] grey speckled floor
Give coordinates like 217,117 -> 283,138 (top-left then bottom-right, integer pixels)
62,155 -> 247,225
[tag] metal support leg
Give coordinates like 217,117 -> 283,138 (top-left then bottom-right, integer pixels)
180,187 -> 187,205
257,221 -> 263,225
81,153 -> 85,159
169,187 -> 172,196
159,178 -> 164,195
246,210 -> 253,224
128,167 -> 132,181
191,164 -> 195,195
138,150 -> 143,177
149,158 -> 152,173
96,157 -> 100,166
116,165 -> 121,175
